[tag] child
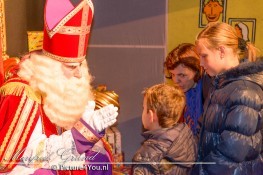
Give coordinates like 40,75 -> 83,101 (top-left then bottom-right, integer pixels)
132,83 -> 197,175
193,22 -> 263,175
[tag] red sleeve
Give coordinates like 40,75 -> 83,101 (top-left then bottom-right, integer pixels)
0,80 -> 41,173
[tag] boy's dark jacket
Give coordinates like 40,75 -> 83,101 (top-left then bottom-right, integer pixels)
132,123 -> 197,175
194,61 -> 263,175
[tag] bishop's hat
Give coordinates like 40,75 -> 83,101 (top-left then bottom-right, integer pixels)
43,0 -> 94,63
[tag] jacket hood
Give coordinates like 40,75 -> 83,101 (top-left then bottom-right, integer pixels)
143,123 -> 197,168
214,61 -> 263,89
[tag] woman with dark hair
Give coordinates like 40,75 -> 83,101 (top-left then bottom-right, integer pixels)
164,43 -> 209,138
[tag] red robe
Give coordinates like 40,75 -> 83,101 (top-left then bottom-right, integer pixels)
0,78 -> 112,175
0,78 -> 42,172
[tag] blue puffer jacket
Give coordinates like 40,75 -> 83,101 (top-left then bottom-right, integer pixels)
194,61 -> 263,175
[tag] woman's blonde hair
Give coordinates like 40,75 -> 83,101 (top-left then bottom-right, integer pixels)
143,83 -> 185,128
196,22 -> 259,62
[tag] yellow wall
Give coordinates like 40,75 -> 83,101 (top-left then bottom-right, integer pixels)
168,0 -> 263,55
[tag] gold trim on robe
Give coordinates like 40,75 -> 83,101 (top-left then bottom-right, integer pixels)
0,81 -> 41,104
74,121 -> 99,143
0,80 -> 41,172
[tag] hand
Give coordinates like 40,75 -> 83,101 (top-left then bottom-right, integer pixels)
82,101 -> 118,132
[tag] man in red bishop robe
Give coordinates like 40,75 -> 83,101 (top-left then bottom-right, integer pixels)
0,0 -> 117,174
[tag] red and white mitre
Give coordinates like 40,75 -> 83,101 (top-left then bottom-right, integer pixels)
43,0 -> 94,63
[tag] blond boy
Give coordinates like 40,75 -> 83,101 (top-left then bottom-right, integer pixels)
132,83 -> 197,175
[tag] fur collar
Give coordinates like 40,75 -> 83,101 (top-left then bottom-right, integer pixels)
214,60 -> 263,89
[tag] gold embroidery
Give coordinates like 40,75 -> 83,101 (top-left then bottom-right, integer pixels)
0,82 -> 41,104
8,100 -> 38,169
57,26 -> 90,35
3,98 -> 34,164
42,50 -> 85,63
78,4 -> 89,57
47,1 -> 85,38
0,93 -> 26,170
87,0 -> 94,15
74,121 -> 99,143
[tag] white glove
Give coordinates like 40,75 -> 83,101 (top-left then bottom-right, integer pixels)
82,101 -> 118,132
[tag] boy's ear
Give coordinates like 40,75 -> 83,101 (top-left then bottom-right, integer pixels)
149,109 -> 158,123
148,109 -> 155,123
218,46 -> 225,59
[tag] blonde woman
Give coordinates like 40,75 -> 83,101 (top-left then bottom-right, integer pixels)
193,22 -> 263,175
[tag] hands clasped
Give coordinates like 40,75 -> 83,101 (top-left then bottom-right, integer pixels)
82,101 -> 118,132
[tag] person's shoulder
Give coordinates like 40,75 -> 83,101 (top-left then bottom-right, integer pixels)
0,77 -> 41,103
133,138 -> 164,162
136,139 -> 159,153
225,79 -> 262,106
173,123 -> 191,133
2,77 -> 28,84
171,123 -> 196,148
0,77 -> 28,93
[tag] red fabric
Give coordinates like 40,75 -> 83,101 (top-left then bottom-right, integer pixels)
0,79 -> 40,172
0,78 -> 89,174
39,105 -> 58,137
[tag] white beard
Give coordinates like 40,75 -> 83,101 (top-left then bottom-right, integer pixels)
18,52 -> 94,129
